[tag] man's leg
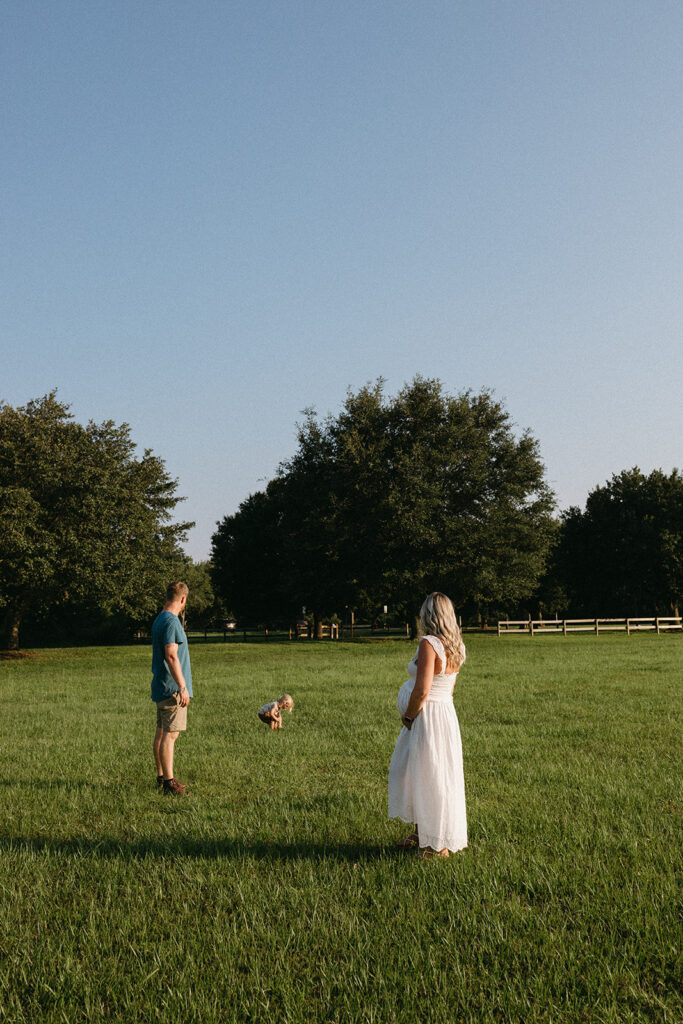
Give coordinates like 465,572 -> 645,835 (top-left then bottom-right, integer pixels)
156,696 -> 188,794
160,729 -> 179,781
154,726 -> 164,777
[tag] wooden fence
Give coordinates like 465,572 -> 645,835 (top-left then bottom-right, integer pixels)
181,622 -> 413,643
498,617 -> 682,636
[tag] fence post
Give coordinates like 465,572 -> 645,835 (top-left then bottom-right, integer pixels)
530,620 -> 534,636
497,621 -> 501,636
656,617 -> 661,634
626,618 -> 630,636
595,619 -> 599,635
563,619 -> 567,636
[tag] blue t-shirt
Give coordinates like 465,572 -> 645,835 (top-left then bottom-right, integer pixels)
150,610 -> 193,702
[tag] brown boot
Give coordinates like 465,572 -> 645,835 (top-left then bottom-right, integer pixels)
162,778 -> 187,795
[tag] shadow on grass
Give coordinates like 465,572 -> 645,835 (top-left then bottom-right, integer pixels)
0,833 -> 394,863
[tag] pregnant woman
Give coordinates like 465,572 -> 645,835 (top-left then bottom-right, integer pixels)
388,592 -> 467,858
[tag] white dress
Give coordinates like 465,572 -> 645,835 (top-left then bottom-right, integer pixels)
388,634 -> 467,852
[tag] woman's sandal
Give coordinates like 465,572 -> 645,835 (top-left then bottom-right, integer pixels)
396,832 -> 419,850
419,847 -> 450,859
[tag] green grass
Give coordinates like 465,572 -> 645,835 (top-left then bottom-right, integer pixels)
0,635 -> 680,1023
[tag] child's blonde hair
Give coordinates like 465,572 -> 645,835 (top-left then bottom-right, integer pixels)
277,694 -> 294,712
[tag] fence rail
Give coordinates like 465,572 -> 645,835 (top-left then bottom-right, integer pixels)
178,622 -> 413,643
498,617 -> 682,636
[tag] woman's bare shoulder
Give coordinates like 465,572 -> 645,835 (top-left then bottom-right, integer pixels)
419,634 -> 446,670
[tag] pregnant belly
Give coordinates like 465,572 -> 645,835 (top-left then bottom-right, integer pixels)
397,679 -> 414,717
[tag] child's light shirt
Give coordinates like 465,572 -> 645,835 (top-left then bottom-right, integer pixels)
259,700 -> 279,717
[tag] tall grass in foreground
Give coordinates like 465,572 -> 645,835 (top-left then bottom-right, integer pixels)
0,635 -> 680,1023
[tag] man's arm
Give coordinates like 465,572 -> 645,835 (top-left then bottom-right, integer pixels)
164,643 -> 191,707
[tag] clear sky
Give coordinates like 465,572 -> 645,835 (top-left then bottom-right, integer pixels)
2,1 -> 681,560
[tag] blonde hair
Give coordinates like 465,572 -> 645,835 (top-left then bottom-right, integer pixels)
419,592 -> 466,669
166,581 -> 189,603
277,694 -> 294,712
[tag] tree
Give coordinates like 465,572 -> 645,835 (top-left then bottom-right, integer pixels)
549,468 -> 683,616
179,559 -> 227,631
0,393 -> 192,649
212,377 -> 556,623
211,480 -> 299,625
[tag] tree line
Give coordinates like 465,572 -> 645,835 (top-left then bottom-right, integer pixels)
539,467 -> 683,619
210,377 -> 682,627
2,383 -> 681,649
0,394 -> 223,649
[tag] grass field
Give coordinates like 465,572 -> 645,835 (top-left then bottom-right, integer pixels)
0,635 -> 680,1023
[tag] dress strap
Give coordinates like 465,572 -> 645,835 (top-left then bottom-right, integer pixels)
421,634 -> 447,671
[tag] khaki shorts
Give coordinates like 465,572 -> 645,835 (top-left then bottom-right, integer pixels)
156,692 -> 188,733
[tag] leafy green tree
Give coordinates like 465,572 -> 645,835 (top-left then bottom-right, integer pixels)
0,393 -> 192,649
211,481 -> 299,625
179,559 -> 227,631
550,468 -> 683,616
212,377 -> 556,624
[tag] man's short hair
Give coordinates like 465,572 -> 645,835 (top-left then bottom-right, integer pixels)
166,581 -> 189,603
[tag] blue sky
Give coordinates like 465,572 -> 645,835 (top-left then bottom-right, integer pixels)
2,1 -> 681,560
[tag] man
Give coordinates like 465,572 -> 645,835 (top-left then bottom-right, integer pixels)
151,581 -> 193,795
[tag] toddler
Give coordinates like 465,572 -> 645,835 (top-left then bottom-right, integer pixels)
258,694 -> 294,730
